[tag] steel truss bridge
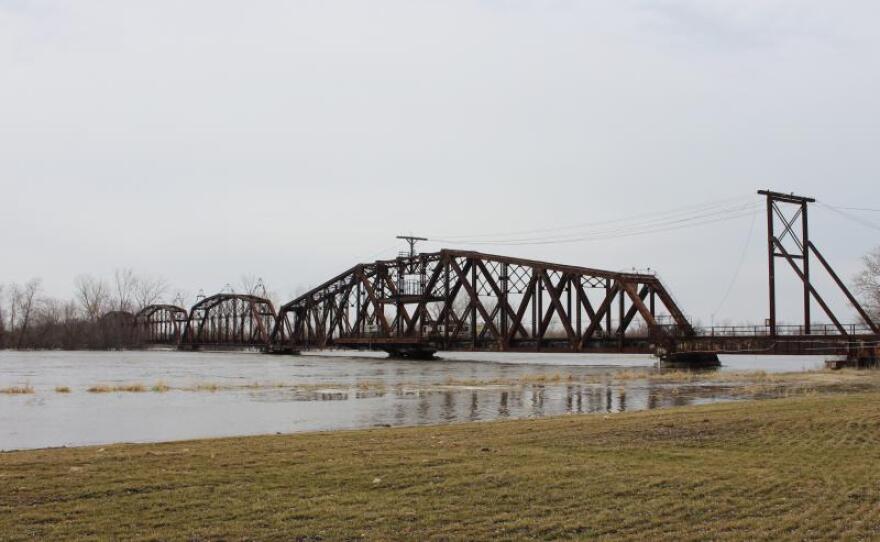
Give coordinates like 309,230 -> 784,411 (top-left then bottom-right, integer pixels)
270,250 -> 692,356
123,191 -> 878,367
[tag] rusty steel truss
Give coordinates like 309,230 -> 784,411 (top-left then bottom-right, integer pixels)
133,304 -> 188,346
98,190 -> 878,366
270,250 -> 694,356
180,294 -> 276,349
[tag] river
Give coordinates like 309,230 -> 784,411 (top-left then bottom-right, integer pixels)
0,350 -> 826,451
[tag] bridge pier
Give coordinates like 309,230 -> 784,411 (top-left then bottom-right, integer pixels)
658,351 -> 721,369
826,350 -> 879,370
384,347 -> 437,361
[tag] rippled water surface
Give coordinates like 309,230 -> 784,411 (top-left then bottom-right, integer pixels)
0,350 -> 826,450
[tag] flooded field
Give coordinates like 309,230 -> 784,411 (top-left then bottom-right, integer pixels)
0,350 -> 829,451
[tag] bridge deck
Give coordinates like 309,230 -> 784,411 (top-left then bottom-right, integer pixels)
279,331 -> 880,358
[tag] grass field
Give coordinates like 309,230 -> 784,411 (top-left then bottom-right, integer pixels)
2,391 -> 880,540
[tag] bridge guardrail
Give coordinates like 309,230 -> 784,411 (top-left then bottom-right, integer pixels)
693,324 -> 874,337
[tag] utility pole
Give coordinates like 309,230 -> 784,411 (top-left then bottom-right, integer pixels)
395,236 -> 428,297
758,189 -> 879,337
396,235 -> 428,259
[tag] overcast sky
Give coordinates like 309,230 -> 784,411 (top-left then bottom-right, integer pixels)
1,0 -> 878,325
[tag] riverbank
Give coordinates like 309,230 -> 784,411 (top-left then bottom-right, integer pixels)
2,391 -> 880,540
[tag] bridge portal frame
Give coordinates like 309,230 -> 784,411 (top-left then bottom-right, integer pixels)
133,304 -> 189,346
180,294 -> 276,349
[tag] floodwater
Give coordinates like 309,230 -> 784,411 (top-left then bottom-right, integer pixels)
0,350 -> 827,451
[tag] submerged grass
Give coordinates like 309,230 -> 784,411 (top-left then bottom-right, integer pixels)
150,381 -> 171,393
87,383 -> 146,393
86,384 -> 112,393
356,380 -> 386,391
0,384 -> 34,395
3,392 -> 880,540
188,383 -> 221,392
53,386 -> 71,393
117,384 -> 146,393
42,369 -> 880,398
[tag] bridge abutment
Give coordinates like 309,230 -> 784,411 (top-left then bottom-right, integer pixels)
827,348 -> 880,370
658,351 -> 721,369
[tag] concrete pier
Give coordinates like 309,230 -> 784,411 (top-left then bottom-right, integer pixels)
659,351 -> 721,369
826,356 -> 879,370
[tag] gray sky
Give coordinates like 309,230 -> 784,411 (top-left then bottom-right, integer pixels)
1,0 -> 878,325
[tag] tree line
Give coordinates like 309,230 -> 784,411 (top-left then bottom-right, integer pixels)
0,270 -> 172,350
0,270 -> 284,350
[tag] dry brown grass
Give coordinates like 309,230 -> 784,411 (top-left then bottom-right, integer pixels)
54,386 -> 71,393
0,385 -> 34,394
189,383 -> 221,392
602,368 -> 875,385
87,383 -> 146,393
520,372 -> 572,383
119,383 -> 146,392
150,381 -> 171,393
86,384 -> 112,393
605,369 -> 653,380
356,380 -> 386,391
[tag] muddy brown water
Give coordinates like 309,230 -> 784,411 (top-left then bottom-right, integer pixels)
0,350 -> 827,451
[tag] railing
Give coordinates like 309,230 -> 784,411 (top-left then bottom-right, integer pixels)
694,324 -> 875,337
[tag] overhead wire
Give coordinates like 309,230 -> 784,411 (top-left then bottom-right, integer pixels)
826,205 -> 880,213
429,200 -> 761,246
711,208 -> 759,321
432,195 -> 752,241
819,203 -> 880,233
353,243 -> 400,263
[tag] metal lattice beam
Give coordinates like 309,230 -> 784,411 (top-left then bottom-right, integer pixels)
181,294 -> 276,348
270,249 -> 694,354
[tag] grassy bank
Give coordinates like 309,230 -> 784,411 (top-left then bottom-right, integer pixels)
2,393 -> 880,540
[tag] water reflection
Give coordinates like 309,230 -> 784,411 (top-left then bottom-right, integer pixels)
336,380 -> 742,430
250,379 -> 744,428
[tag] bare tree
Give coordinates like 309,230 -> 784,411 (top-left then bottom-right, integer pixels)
0,284 -> 5,347
39,296 -> 63,327
240,275 -> 278,304
169,290 -> 190,309
14,278 -> 41,348
62,300 -> 82,349
6,283 -> 21,340
855,246 -> 880,321
34,296 -> 63,347
113,268 -> 139,313
240,274 -> 262,296
75,274 -> 110,321
133,274 -> 169,311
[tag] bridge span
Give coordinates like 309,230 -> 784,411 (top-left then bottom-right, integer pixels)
270,249 -> 691,357
264,248 -> 877,366
126,191 -> 879,367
